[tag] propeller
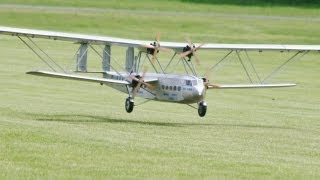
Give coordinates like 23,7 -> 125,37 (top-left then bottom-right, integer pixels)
130,67 -> 154,98
200,70 -> 210,101
200,69 -> 220,101
180,37 -> 204,65
141,33 -> 171,64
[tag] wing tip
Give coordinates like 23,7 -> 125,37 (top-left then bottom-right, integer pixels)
26,70 -> 37,74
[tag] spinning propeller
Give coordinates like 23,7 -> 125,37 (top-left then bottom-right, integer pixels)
141,33 -> 171,64
200,70 -> 220,101
180,37 -> 204,65
130,67 -> 154,98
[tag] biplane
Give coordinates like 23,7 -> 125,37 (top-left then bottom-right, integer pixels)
1,26 -> 319,117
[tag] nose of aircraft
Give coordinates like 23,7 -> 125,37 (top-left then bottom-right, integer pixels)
182,85 -> 205,104
193,85 -> 205,98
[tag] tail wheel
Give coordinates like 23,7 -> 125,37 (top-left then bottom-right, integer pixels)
198,102 -> 207,117
125,97 -> 134,113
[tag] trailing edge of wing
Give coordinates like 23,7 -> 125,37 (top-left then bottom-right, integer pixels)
26,70 -> 130,85
208,83 -> 296,89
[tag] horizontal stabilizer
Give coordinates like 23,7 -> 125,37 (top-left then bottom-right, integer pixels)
208,83 -> 296,89
26,70 -> 130,85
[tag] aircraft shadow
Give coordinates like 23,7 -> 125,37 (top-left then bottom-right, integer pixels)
31,113 -> 297,130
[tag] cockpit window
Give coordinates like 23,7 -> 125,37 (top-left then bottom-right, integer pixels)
186,80 -> 192,86
192,80 -> 197,86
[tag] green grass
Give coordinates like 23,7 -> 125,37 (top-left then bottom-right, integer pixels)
1,8 -> 320,44
0,1 -> 320,178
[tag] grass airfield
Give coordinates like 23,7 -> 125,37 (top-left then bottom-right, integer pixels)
0,1 -> 320,178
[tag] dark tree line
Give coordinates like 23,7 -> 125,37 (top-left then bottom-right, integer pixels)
180,0 -> 320,7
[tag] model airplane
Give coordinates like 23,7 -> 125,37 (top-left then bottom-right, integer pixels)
1,26 -> 319,117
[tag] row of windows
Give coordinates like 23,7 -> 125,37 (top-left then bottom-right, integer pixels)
161,85 -> 182,91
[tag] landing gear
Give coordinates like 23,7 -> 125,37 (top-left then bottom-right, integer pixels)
198,101 -> 207,117
125,97 -> 134,113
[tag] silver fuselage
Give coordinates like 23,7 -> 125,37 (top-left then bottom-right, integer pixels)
105,72 -> 205,104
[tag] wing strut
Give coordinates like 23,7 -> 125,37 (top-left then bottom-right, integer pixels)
262,50 -> 309,82
205,49 -> 310,85
245,51 -> 262,83
236,50 -> 253,83
17,36 -> 67,73
204,50 -> 233,76
164,52 -> 177,73
89,44 -> 125,78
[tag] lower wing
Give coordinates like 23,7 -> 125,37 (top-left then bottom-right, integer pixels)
208,83 -> 296,89
26,70 -> 130,85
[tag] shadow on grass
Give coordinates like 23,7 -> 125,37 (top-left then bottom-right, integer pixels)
28,113 -> 297,130
35,114 -> 183,127
180,0 -> 320,8
0,107 -> 297,130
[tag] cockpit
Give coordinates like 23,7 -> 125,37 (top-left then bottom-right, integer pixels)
186,80 -> 192,86
185,79 -> 203,86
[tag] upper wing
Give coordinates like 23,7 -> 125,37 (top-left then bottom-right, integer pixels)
0,26 -> 152,48
1,26 -> 320,51
27,70 -> 130,85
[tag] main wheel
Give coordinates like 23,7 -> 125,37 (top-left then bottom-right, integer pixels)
125,97 -> 134,113
198,102 -> 207,117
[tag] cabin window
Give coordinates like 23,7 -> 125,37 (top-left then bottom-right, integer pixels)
162,85 -> 165,89
178,86 -> 181,91
166,86 -> 168,90
169,86 -> 172,91
173,86 -> 177,91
